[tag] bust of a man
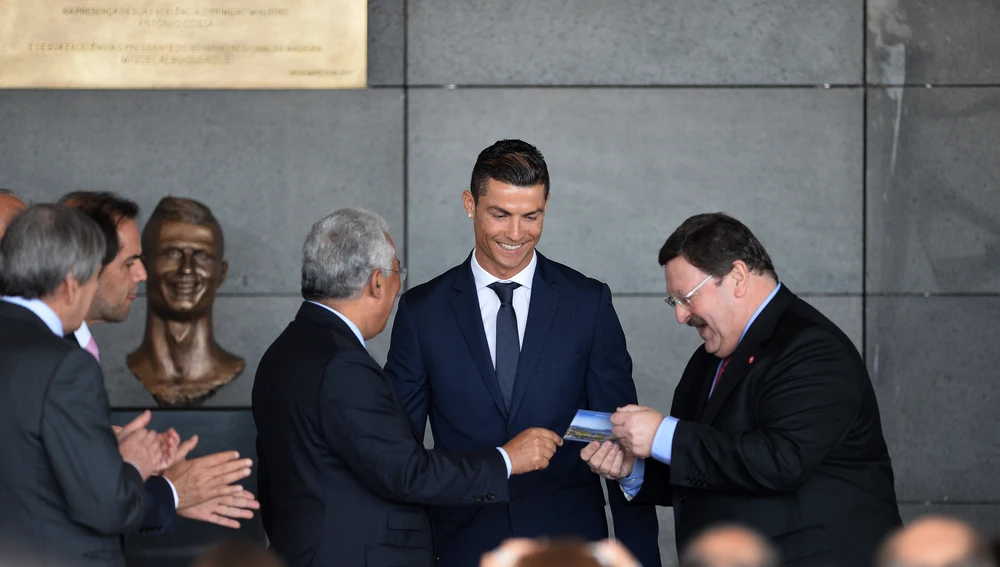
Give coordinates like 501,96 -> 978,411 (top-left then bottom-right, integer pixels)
127,196 -> 244,406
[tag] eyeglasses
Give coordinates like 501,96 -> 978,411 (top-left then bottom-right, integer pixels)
664,274 -> 714,309
387,267 -> 407,283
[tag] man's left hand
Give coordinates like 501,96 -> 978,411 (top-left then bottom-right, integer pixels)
177,490 -> 260,529
611,405 -> 664,458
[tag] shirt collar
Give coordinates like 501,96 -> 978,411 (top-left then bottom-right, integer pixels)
470,248 -> 537,291
738,282 -> 782,345
308,301 -> 365,347
74,320 -> 93,348
0,296 -> 65,337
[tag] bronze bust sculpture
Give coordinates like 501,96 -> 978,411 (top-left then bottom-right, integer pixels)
127,197 -> 244,406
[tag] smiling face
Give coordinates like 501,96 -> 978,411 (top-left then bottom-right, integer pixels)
664,255 -> 742,358
146,219 -> 228,321
463,177 -> 548,280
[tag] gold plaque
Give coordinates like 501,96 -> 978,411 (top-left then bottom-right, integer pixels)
0,0 -> 367,89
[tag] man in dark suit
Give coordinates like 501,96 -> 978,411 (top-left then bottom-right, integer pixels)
583,213 -> 902,567
0,204 -> 168,566
60,191 -> 260,531
383,139 -> 661,567
252,208 -> 562,567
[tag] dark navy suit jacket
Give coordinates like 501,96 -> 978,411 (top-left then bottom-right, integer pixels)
253,302 -> 509,567
384,251 -> 661,567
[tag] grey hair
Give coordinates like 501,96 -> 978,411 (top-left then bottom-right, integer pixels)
301,208 -> 395,301
0,204 -> 106,299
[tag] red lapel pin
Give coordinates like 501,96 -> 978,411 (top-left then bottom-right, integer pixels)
748,356 -> 755,364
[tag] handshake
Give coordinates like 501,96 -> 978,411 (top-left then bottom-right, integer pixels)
500,427 -> 564,475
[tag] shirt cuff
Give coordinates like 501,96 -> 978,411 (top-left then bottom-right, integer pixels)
496,447 -> 512,478
617,457 -> 645,500
651,416 -> 679,465
163,477 -> 179,509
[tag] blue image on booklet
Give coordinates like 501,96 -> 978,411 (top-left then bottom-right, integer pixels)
563,409 -> 617,442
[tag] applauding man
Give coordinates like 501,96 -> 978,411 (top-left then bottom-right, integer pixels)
61,191 -> 259,531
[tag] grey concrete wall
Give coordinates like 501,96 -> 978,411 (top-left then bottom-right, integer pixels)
1,0 -> 997,563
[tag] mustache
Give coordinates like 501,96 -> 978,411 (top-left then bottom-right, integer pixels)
687,317 -> 707,328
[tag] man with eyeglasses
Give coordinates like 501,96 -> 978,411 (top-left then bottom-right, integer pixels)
581,213 -> 901,567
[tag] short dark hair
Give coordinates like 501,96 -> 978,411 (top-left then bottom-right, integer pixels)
191,540 -> 286,567
143,196 -> 224,258
659,213 -> 778,281
469,139 -> 550,204
0,204 -> 105,298
59,191 -> 140,269
0,188 -> 16,197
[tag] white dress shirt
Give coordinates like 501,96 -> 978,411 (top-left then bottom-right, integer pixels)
73,320 -> 93,348
470,249 -> 536,366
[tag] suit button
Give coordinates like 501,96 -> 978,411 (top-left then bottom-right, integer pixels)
487,493 -> 495,501
475,495 -> 483,502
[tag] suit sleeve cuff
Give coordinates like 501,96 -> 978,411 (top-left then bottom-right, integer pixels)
125,460 -> 144,479
651,416 -> 679,465
617,457 -> 644,500
497,447 -> 512,478
162,477 -> 179,509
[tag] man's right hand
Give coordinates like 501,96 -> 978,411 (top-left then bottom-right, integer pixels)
163,435 -> 254,509
581,440 -> 634,480
118,428 -> 165,480
502,427 -> 563,475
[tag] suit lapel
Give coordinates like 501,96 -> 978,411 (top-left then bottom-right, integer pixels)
451,258 -> 509,419
687,351 -> 715,419
697,285 -> 795,424
508,253 -> 560,421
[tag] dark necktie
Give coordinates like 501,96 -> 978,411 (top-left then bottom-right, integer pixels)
709,356 -> 732,399
488,282 -> 521,410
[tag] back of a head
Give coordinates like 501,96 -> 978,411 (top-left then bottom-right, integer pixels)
0,204 -> 105,299
659,213 -> 778,281
878,516 -> 993,567
680,524 -> 779,567
58,191 -> 140,269
190,540 -> 285,567
470,139 -> 550,203
300,207 -> 394,301
514,539 -> 602,567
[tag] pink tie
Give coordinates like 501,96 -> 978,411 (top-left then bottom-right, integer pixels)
84,336 -> 100,363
